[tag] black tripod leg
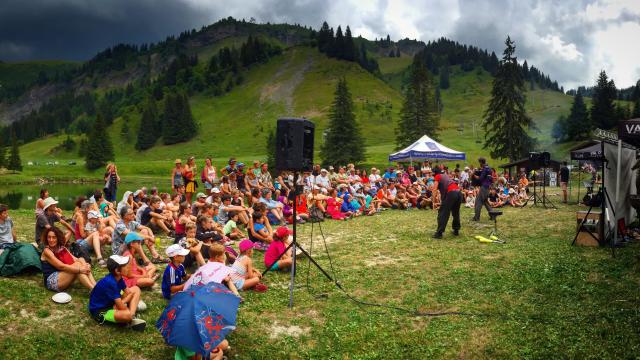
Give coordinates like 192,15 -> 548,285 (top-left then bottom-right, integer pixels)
572,206 -> 594,246
295,244 -> 338,285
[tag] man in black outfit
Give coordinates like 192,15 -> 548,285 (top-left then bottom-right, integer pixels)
432,167 -> 463,239
472,157 -> 492,221
560,161 -> 570,203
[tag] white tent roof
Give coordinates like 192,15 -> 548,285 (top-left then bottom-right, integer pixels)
388,135 -> 466,162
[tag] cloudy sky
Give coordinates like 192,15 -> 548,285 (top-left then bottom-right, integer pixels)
1,0 -> 639,89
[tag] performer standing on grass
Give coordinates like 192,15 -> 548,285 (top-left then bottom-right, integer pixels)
472,157 -> 493,221
432,166 -> 462,239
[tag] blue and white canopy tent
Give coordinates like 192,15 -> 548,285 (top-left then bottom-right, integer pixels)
388,135 -> 466,163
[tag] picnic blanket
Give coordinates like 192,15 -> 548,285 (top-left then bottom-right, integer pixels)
0,243 -> 42,276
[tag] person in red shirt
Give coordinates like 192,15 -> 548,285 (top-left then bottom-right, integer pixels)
432,166 -> 463,239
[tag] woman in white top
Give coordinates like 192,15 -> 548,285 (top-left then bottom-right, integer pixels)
369,168 -> 382,184
203,158 -> 217,194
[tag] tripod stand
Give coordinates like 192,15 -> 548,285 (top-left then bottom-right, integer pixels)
261,172 -> 338,308
523,167 -> 556,209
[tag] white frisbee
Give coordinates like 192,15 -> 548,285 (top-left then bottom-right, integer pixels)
51,292 -> 72,304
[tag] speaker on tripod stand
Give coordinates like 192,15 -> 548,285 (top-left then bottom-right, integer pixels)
265,118 -> 338,308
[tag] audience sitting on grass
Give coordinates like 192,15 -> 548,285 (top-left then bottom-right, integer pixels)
12,155 -> 548,348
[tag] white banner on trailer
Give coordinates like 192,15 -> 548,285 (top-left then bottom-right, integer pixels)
603,141 -> 636,237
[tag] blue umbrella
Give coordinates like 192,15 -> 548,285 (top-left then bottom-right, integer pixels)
157,282 -> 241,357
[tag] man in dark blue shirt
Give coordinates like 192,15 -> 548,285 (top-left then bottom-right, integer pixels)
472,157 -> 493,221
88,255 -> 146,331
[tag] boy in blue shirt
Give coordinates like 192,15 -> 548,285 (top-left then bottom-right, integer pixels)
161,244 -> 190,299
88,255 -> 146,331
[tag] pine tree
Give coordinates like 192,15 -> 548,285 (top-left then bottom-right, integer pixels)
333,26 -> 345,59
320,78 -> 365,166
7,131 -> 22,172
136,97 -> 159,150
565,91 -> 590,140
590,70 -> 617,129
85,114 -> 114,170
482,36 -> 536,161
396,57 -> 440,149
344,26 -> 357,62
162,93 -> 197,145
439,65 -> 450,89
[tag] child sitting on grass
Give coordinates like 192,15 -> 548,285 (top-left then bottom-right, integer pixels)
230,240 -> 267,292
264,226 -> 293,271
223,211 -> 245,240
183,243 -> 240,297
161,244 -> 190,300
121,232 -> 158,288
88,255 -> 147,331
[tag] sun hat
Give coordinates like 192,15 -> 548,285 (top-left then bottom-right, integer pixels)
274,226 -> 293,239
124,232 -> 144,244
166,244 -> 189,257
133,190 -> 142,197
328,166 -> 334,170
43,197 -> 58,211
175,159 -> 182,164
196,192 -> 207,199
239,239 -> 256,252
88,210 -> 100,219
320,168 -> 328,173
107,255 -> 130,272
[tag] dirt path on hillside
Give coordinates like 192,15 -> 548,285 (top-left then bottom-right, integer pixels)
261,51 -> 314,116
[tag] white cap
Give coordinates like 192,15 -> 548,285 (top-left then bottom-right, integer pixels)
43,197 -> 58,210
109,254 -> 130,266
88,210 -> 100,219
211,187 -> 221,194
166,244 -> 189,257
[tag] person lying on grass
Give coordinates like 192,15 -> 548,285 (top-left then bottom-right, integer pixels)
121,232 -> 159,289
264,226 -> 293,272
230,239 -> 267,292
40,227 -> 96,291
88,255 -> 147,331
161,244 -> 191,300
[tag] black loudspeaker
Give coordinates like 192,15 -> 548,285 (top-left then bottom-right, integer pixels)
275,118 -> 315,171
541,151 -> 550,167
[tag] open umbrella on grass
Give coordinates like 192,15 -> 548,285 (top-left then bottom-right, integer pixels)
157,282 -> 241,357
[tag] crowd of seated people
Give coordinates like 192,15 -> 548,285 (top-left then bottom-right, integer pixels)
1,157 -> 535,358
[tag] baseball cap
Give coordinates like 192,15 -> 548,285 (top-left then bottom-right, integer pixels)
237,162 -> 245,167
166,244 -> 189,257
274,226 -> 293,239
239,239 -> 256,252
124,232 -> 144,244
211,187 -> 221,194
133,190 -> 142,197
43,197 -> 58,210
107,254 -> 130,272
196,192 -> 207,199
88,210 -> 100,219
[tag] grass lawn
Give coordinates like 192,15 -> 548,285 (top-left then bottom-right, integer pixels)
1,188 -> 639,359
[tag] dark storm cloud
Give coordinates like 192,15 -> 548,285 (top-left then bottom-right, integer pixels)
0,0 -> 213,61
